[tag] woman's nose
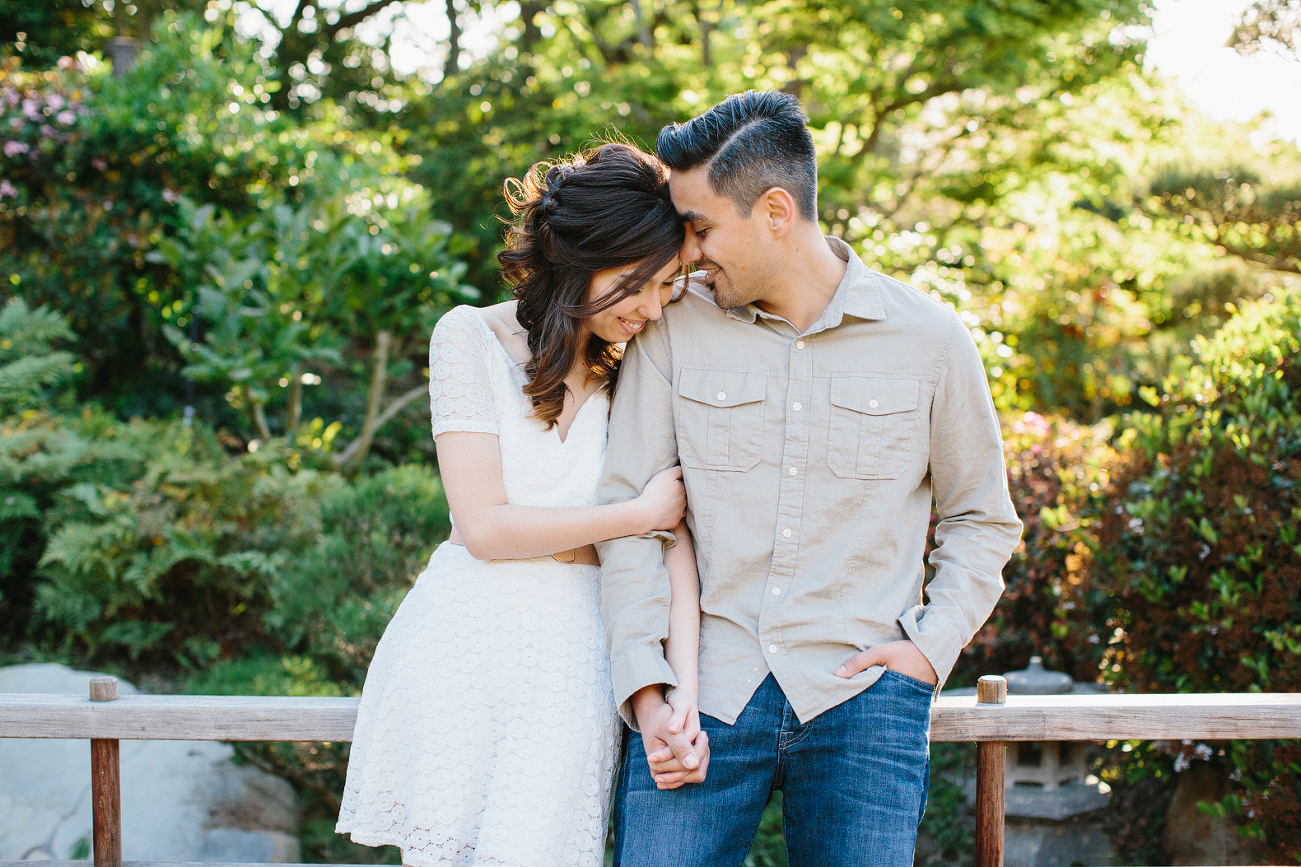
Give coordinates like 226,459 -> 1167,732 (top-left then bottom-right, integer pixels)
641,288 -> 665,320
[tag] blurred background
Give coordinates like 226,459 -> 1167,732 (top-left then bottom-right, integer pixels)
0,0 -> 1298,863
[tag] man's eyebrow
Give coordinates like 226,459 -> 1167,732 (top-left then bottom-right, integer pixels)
680,209 -> 707,223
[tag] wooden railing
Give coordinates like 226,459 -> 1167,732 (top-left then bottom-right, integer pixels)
2,675 -> 1299,867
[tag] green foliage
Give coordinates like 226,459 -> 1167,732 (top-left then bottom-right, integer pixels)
0,297 -> 74,413
265,463 -> 450,680
394,0 -> 1150,297
3,11 -> 474,431
182,463 -> 449,864
1,18 -> 307,408
1146,164 -> 1301,274
34,419 -> 339,665
157,167 -> 474,461
0,301 -> 142,622
1092,288 -> 1301,860
953,412 -> 1118,686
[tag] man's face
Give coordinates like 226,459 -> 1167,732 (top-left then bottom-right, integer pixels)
669,165 -> 775,311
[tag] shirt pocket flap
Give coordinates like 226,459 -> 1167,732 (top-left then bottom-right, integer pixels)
829,377 -> 919,416
677,369 -> 766,408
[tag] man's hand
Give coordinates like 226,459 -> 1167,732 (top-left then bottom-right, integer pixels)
833,639 -> 938,685
631,685 -> 711,790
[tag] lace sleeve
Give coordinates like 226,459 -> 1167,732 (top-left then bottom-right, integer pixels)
429,307 -> 499,438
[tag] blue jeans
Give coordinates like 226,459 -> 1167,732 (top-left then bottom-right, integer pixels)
612,671 -> 932,867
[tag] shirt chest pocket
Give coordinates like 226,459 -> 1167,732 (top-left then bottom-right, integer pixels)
676,369 -> 766,472
827,377 -> 920,480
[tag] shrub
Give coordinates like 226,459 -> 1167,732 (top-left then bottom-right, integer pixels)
189,463 -> 450,864
950,411 -> 1117,686
34,422 -> 339,666
264,463 -> 451,682
1092,288 -> 1301,859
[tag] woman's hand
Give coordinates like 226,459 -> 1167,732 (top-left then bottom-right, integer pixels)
666,686 -> 700,741
632,685 -> 709,790
636,465 -> 687,533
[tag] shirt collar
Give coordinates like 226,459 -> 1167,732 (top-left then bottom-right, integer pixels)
723,236 -> 887,329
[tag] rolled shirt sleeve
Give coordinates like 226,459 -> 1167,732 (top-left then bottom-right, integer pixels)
899,316 -> 1023,688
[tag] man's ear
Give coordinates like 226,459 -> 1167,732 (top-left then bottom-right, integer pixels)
759,186 -> 797,239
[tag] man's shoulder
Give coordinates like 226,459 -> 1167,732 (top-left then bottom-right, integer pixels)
864,267 -> 960,331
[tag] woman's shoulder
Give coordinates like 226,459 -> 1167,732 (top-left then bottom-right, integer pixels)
471,301 -> 530,365
432,302 -> 531,371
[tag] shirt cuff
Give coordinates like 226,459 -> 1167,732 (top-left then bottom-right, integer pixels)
897,605 -> 965,694
610,643 -> 679,731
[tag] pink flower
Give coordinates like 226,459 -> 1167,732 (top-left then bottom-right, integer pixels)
162,188 -> 178,203
1014,411 -> 1050,436
46,93 -> 65,111
56,110 -> 76,126
8,118 -> 21,130
21,99 -> 40,121
92,158 -> 107,171
2,88 -> 17,108
39,124 -> 55,138
0,180 -> 17,198
3,141 -> 30,157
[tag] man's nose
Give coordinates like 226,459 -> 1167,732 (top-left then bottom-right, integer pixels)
680,234 -> 702,265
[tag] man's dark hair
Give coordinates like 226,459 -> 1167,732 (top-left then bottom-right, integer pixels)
656,90 -> 817,221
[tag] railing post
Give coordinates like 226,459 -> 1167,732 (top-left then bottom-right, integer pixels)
975,674 -> 1007,867
89,676 -> 122,867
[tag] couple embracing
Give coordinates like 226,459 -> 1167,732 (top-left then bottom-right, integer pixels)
335,91 -> 1023,867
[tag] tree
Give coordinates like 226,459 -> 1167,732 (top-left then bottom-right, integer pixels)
1229,0 -> 1301,60
1144,165 -> 1301,275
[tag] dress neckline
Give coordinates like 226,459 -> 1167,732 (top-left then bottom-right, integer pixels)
461,306 -> 606,445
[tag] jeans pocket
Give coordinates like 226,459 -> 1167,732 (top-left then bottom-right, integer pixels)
826,377 -> 919,480
676,369 -> 766,471
881,668 -> 936,695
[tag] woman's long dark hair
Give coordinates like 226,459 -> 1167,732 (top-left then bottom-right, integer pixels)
499,142 -> 684,429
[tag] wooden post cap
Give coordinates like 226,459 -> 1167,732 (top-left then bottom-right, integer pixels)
977,675 -> 1007,705
89,677 -> 119,702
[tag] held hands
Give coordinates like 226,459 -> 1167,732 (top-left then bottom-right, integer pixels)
637,466 -> 688,533
833,639 -> 938,686
631,685 -> 709,790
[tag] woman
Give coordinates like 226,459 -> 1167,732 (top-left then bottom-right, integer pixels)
337,142 -> 700,866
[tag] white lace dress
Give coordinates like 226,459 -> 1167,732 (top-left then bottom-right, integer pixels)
337,305 -> 620,867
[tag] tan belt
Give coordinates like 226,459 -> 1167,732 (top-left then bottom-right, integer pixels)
448,527 -> 600,566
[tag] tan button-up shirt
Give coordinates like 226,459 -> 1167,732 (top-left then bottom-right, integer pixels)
597,238 -> 1022,726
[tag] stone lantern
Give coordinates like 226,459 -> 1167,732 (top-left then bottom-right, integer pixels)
1000,656 -> 1115,866
1005,657 -> 1092,794
942,656 -> 1116,866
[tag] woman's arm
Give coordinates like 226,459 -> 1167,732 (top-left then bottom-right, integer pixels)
635,520 -> 703,789
436,430 -> 686,561
664,520 -> 700,727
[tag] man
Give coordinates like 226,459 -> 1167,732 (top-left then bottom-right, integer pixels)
595,91 -> 1022,866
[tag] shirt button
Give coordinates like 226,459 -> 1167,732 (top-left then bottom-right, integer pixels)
782,528 -> 792,537
869,398 -> 879,408
768,644 -> 779,653
792,402 -> 802,412
772,587 -> 781,595
795,340 -> 805,350
717,392 -> 726,401
788,466 -> 798,476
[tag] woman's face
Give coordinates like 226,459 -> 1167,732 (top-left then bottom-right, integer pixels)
582,256 -> 683,343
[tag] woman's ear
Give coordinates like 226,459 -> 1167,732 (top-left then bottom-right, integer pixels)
760,186 -> 797,239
